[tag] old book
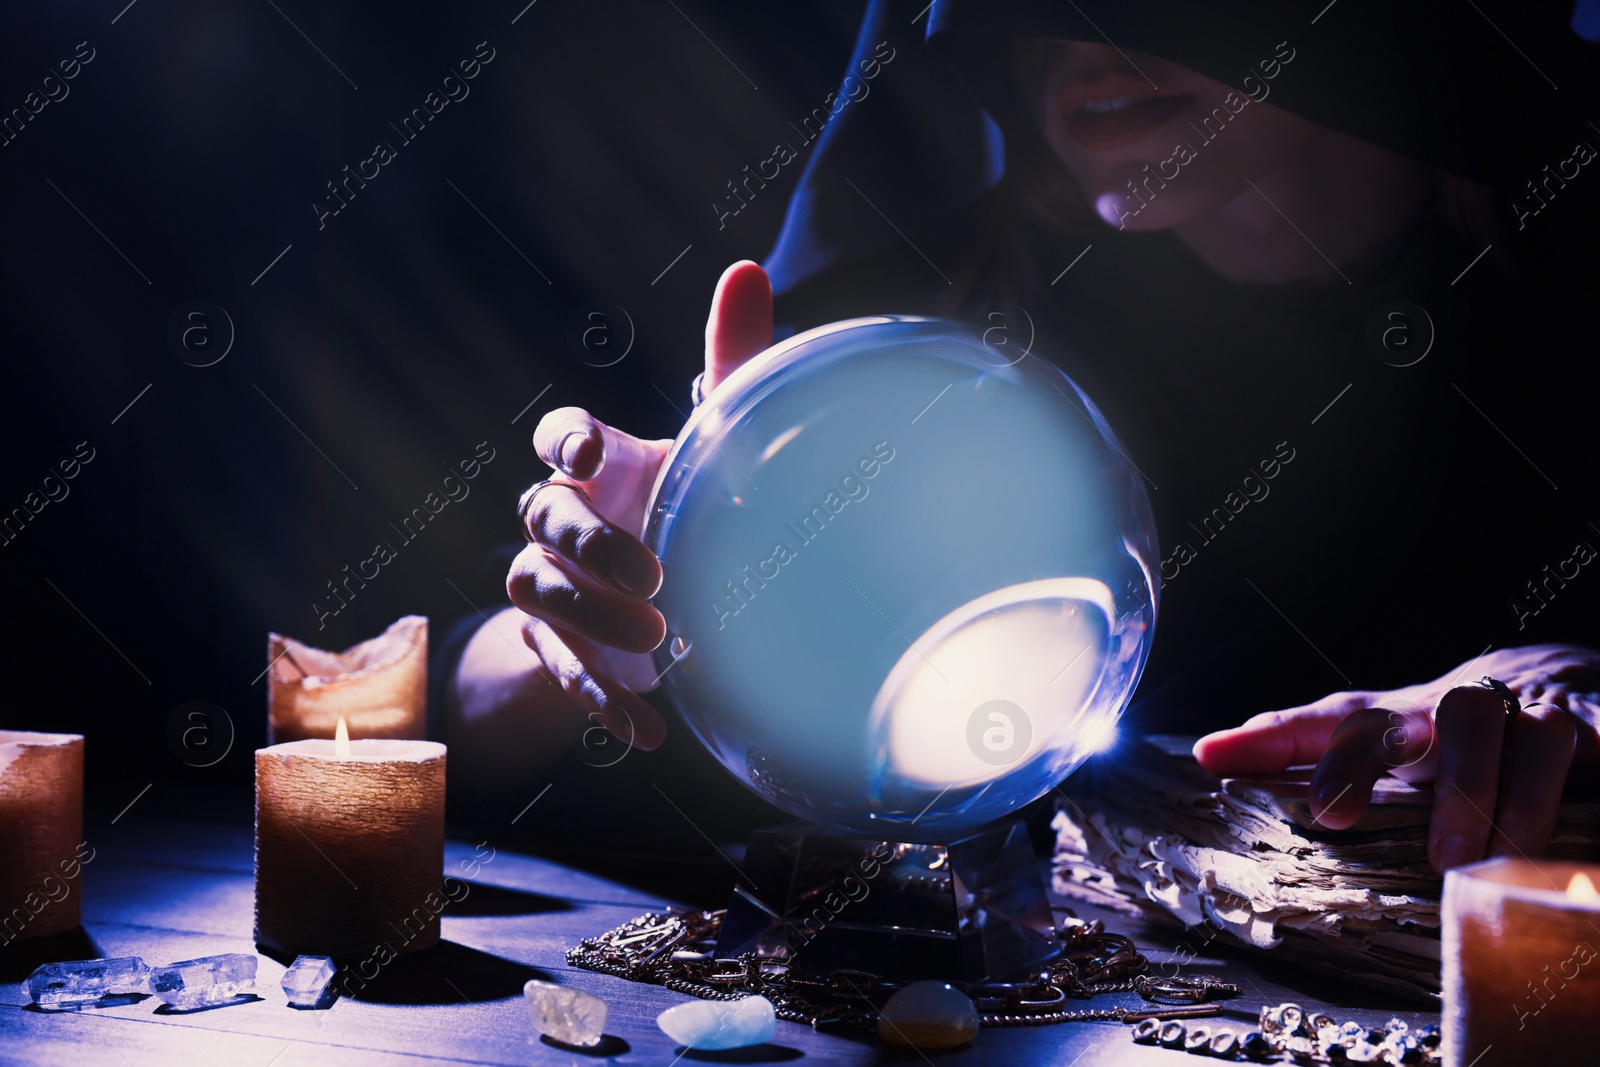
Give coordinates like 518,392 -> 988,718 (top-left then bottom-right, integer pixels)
1051,736 -> 1600,1001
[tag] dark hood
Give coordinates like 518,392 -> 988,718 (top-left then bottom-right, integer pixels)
766,0 -> 1598,295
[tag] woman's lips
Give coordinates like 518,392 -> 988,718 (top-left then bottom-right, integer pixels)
1064,94 -> 1194,151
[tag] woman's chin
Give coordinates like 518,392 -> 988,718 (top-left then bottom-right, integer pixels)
1092,190 -> 1192,232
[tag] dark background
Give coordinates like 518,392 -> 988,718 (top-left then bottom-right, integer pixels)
0,0 -> 867,811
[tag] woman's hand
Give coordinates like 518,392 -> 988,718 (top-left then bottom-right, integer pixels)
1194,645 -> 1600,872
505,260 -> 774,751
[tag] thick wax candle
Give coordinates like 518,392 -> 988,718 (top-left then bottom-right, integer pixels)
0,731 -> 85,943
267,615 -> 427,743
1443,857 -> 1600,1067
255,719 -> 445,958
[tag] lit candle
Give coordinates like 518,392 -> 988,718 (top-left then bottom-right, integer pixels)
255,716 -> 446,959
0,732 -> 86,943
1443,857 -> 1600,1066
267,615 -> 428,744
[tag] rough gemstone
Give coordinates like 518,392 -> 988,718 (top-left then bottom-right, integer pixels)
876,982 -> 978,1050
148,953 -> 257,1009
659,995 -> 775,1050
281,955 -> 336,1007
525,980 -> 608,1047
24,957 -> 150,1009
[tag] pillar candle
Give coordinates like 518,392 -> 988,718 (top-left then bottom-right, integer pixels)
255,718 -> 446,958
267,615 -> 427,743
1443,856 -> 1600,1067
0,731 -> 85,943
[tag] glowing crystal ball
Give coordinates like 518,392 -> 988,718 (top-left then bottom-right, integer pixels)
645,317 -> 1157,841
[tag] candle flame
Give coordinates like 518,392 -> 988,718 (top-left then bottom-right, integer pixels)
1568,871 -> 1598,901
334,715 -> 350,759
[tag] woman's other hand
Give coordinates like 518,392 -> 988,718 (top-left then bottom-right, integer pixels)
1194,645 -> 1600,873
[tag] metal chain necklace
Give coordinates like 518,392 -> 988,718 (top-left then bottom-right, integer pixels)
567,907 -> 1241,1031
1130,1002 -> 1444,1063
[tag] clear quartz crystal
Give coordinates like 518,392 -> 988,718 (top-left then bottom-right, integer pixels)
281,955 -> 336,1007
524,980 -> 608,1047
24,957 -> 150,1009
148,953 -> 257,1009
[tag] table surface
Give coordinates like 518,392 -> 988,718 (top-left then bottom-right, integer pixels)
0,811 -> 1441,1067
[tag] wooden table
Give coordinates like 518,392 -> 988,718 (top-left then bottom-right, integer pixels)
0,805 -> 1440,1066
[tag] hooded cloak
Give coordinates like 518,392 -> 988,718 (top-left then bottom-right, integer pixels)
762,0 -> 1600,733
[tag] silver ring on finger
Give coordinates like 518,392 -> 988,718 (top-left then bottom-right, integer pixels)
690,371 -> 707,408
517,479 -> 592,543
1473,676 -> 1520,719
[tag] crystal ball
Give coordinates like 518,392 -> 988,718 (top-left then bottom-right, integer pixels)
645,317 -> 1157,840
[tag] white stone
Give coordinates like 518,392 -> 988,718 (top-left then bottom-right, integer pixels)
524,979 -> 607,1047
657,995 -> 776,1050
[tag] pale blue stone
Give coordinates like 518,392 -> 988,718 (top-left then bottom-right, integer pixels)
281,955 -> 336,1007
657,995 -> 776,1050
148,953 -> 257,1009
24,957 -> 150,1009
